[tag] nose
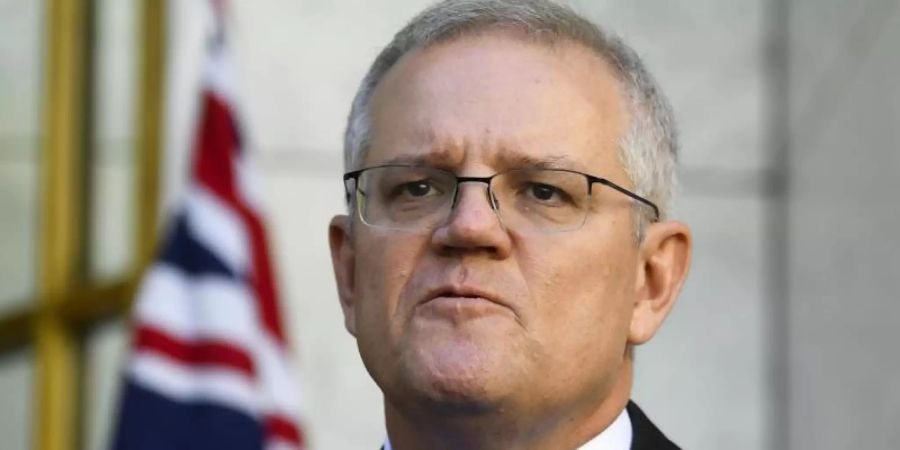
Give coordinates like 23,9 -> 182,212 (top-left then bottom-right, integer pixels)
431,182 -> 512,258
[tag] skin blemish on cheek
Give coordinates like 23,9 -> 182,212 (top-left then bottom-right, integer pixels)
393,266 -> 412,281
600,263 -> 613,281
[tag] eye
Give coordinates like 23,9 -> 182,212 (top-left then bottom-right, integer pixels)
388,179 -> 440,199
378,169 -> 452,203
403,181 -> 432,197
528,183 -> 561,201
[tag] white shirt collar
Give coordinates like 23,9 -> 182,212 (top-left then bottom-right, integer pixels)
383,407 -> 632,450
579,407 -> 632,450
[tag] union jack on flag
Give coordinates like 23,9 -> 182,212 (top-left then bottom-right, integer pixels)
112,3 -> 305,449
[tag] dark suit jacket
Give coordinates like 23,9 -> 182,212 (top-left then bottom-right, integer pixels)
627,400 -> 680,450
379,400 -> 680,450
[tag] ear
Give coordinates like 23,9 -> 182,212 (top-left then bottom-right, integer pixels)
628,220 -> 692,345
329,215 -> 358,336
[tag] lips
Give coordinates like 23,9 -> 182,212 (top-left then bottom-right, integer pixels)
413,284 -> 520,323
421,285 -> 506,307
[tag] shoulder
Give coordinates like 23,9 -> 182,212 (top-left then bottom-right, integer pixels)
627,401 -> 681,450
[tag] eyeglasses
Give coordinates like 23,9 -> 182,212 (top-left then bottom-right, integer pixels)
343,164 -> 659,233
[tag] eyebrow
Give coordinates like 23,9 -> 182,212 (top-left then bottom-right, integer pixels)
493,152 -> 584,171
379,154 -> 450,167
376,151 -> 585,172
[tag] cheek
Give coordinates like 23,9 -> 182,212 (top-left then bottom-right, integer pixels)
354,231 -> 422,332
520,235 -> 636,349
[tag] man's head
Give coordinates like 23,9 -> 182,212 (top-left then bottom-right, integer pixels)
329,0 -> 691,446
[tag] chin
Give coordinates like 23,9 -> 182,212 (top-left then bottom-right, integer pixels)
395,334 -> 523,414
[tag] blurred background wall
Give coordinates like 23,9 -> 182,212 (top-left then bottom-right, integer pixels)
1,1 -> 898,449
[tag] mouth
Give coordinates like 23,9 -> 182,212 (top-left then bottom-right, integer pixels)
421,285 -> 506,307
415,285 -> 516,322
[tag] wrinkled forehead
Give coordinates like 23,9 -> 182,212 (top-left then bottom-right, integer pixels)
365,30 -> 629,177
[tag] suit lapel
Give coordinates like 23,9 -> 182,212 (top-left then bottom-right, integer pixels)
627,401 -> 680,450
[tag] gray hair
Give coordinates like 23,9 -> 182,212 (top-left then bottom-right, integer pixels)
343,0 -> 678,234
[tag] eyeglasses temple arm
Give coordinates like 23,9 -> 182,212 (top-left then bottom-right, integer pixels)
591,177 -> 661,221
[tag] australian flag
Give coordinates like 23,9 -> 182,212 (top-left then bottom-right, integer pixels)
112,3 -> 304,449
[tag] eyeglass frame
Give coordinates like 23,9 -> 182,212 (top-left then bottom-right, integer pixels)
342,164 -> 660,231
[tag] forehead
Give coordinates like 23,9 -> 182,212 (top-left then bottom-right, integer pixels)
366,30 -> 628,176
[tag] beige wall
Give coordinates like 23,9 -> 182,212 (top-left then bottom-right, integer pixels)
0,0 -> 43,312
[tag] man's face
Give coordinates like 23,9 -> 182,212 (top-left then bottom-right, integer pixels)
333,31 -> 648,418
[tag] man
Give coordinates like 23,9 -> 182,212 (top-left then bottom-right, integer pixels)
328,0 -> 692,448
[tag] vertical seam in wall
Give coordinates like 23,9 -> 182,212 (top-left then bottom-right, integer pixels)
766,0 -> 790,448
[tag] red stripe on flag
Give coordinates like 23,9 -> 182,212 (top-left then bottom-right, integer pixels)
265,414 -> 305,447
193,93 -> 240,201
192,91 -> 288,346
235,206 -> 285,345
134,325 -> 256,377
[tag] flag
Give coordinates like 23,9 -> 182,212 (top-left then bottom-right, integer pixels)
112,3 -> 304,449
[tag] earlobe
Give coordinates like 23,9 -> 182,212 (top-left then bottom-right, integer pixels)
329,215 -> 358,336
628,221 -> 692,345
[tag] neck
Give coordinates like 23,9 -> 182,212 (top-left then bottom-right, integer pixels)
385,358 -> 634,450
